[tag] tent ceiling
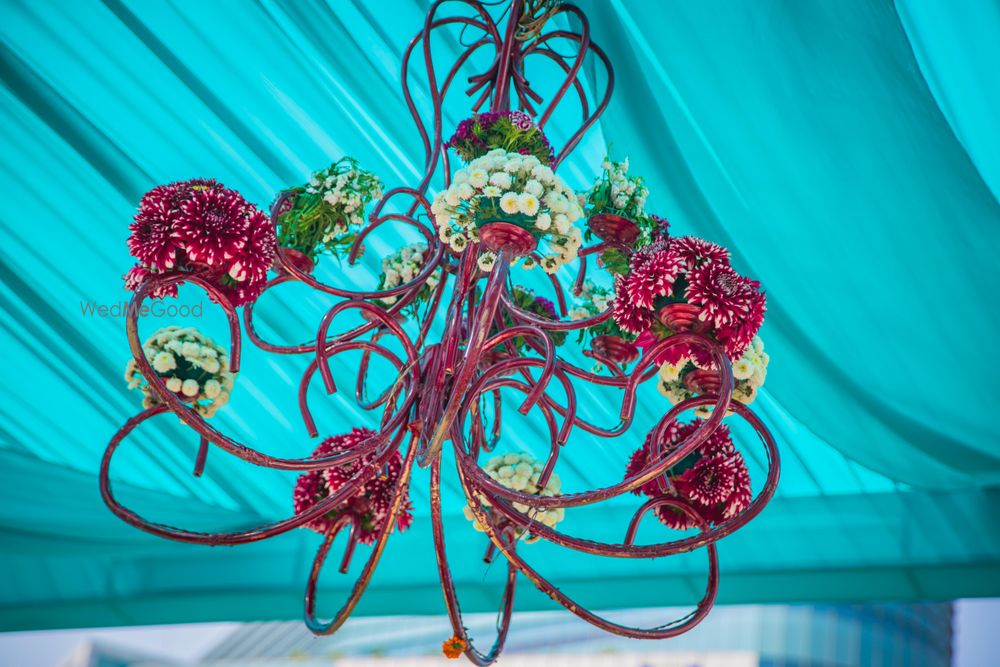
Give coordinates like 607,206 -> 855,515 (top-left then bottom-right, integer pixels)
1,0 -> 998,631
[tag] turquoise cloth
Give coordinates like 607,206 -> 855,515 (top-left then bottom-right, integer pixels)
1,0 -> 998,630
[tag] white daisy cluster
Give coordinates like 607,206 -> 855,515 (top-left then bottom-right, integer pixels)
657,335 -> 769,417
376,242 -> 442,306
462,452 -> 565,543
124,325 -> 236,418
586,156 -> 649,220
568,280 -> 614,321
304,159 -> 383,242
430,149 -> 584,274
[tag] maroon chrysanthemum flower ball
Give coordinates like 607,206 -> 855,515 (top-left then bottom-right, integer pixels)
126,179 -> 276,307
623,419 -> 751,531
175,186 -> 250,267
669,235 -> 730,271
293,428 -> 413,544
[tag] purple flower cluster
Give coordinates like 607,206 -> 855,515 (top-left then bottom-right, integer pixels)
446,111 -> 555,165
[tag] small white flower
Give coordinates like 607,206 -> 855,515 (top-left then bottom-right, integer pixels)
733,359 -> 754,380
435,211 -> 452,228
431,193 -> 446,214
554,213 -> 570,234
568,307 -> 590,321
165,377 -> 183,392
202,357 -> 221,374
489,172 -> 513,189
438,224 -> 454,242
477,252 -> 497,272
449,234 -> 468,253
468,169 -> 488,188
518,193 -> 540,217
181,379 -> 200,397
482,185 -> 502,198
204,379 -> 222,399
502,158 -> 523,174
534,212 -> 552,231
499,192 -> 520,215
547,192 -> 568,214
524,179 -> 544,196
445,188 -> 461,207
540,256 -> 560,274
531,164 -> 554,183
659,361 -> 684,382
152,352 -> 177,374
456,182 -> 474,199
453,169 -> 470,184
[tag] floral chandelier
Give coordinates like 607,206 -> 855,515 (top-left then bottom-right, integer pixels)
103,1 -> 779,663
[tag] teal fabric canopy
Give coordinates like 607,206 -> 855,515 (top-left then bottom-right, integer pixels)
1,0 -> 999,631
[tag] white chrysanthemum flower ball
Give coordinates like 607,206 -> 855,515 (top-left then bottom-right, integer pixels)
462,452 -> 564,542
127,325 -> 236,418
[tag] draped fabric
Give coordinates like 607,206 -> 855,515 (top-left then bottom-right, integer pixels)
1,0 -> 998,631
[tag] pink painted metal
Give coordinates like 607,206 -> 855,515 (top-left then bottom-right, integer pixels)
102,2 -> 780,663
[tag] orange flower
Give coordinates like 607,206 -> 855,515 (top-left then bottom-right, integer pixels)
442,635 -> 467,659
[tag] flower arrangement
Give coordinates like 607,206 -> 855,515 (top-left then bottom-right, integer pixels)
568,280 -> 638,364
431,149 -> 584,273
583,156 -> 652,247
124,325 -> 235,418
505,285 -> 567,349
613,235 -> 766,363
275,158 -> 383,266
625,419 -> 752,530
293,428 -> 413,544
376,242 -> 442,312
124,179 -> 275,306
657,335 -> 769,416
447,110 -> 554,166
462,452 -> 564,542
568,280 -> 614,329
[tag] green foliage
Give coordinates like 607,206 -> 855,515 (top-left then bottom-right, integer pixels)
598,247 -> 630,275
275,157 -> 382,262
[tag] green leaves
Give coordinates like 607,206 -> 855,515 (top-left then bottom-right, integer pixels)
275,157 -> 382,263
598,247 -> 630,275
